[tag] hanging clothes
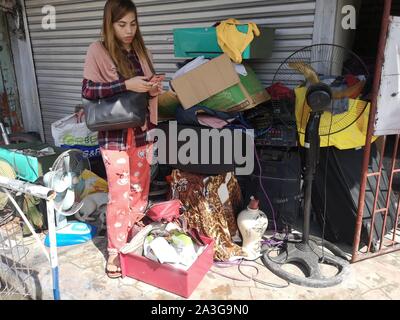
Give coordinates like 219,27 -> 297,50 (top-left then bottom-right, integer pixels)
216,18 -> 260,63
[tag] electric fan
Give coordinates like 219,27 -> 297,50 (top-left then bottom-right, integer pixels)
261,44 -> 370,287
43,149 -> 97,247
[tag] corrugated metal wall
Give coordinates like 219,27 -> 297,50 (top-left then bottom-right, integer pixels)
24,0 -> 317,143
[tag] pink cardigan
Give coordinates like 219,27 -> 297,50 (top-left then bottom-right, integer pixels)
83,41 -> 158,126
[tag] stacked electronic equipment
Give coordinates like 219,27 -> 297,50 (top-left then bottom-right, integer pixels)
241,88 -> 301,233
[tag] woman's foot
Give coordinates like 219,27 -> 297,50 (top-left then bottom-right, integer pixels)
106,254 -> 122,278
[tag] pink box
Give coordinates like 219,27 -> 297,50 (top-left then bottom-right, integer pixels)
120,236 -> 214,298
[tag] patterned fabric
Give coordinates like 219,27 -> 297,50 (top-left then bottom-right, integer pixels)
82,49 -> 145,150
170,170 -> 244,261
100,129 -> 153,255
81,78 -> 127,100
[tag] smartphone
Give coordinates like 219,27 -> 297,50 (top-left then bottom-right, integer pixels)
149,74 -> 165,83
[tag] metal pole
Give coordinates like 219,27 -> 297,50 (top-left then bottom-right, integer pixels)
46,200 -> 60,300
0,122 -> 10,145
0,176 -> 55,199
0,63 -> 10,144
302,112 -> 321,246
352,0 -> 393,262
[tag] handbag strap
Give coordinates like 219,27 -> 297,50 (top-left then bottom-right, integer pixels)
127,128 -> 134,147
75,109 -> 85,123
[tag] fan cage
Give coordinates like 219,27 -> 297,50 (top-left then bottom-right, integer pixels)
271,44 -> 370,136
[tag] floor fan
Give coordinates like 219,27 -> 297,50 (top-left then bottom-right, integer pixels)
43,149 -> 97,247
261,44 -> 370,287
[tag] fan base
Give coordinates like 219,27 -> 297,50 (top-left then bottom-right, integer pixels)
261,235 -> 350,288
44,221 -> 97,247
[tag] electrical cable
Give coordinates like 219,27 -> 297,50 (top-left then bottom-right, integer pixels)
254,148 -> 278,234
212,253 -> 291,289
237,258 -> 290,288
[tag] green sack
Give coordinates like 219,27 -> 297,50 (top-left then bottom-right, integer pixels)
22,195 -> 44,236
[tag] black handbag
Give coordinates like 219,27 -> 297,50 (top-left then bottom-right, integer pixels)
82,91 -> 148,131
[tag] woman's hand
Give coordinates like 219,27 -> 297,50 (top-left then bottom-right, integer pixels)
148,82 -> 163,97
125,76 -> 155,93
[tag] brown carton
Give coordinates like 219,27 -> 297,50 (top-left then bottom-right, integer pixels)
170,54 -> 240,109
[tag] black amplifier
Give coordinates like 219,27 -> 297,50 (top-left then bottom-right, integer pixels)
255,124 -> 298,147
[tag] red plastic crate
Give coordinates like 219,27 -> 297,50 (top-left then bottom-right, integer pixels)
120,236 -> 214,298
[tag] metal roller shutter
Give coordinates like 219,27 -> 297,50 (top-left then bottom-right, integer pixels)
24,0 -> 317,143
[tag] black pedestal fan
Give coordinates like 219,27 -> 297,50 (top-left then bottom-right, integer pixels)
261,44 -> 369,287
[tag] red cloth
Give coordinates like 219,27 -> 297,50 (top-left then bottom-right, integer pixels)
266,82 -> 294,100
344,74 -> 359,87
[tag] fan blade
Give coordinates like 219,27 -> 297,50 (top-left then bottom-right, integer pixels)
288,62 -> 320,84
332,80 -> 366,99
54,190 -> 67,212
61,189 -> 75,211
51,171 -> 72,193
55,201 -> 84,216
63,153 -> 71,173
43,171 -> 52,188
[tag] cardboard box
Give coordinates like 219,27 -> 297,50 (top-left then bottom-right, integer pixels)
171,53 -> 240,109
120,236 -> 214,298
201,65 -> 270,112
171,58 -> 270,112
0,142 -> 63,183
173,26 -> 275,59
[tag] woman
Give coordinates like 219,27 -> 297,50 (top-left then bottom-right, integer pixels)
82,0 -> 162,278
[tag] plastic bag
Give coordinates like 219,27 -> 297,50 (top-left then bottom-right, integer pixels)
76,169 -> 108,200
51,112 -> 100,158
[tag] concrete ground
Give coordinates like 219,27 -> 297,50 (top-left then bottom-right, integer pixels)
3,227 -> 400,301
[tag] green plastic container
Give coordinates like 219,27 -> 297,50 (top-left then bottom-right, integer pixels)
0,142 -> 63,182
173,26 -> 274,59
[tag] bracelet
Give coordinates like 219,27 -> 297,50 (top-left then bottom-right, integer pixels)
149,93 -> 158,98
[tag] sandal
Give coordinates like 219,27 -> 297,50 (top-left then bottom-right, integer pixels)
106,254 -> 122,279
106,265 -> 122,279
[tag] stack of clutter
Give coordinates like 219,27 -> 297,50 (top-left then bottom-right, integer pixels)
152,18 -> 276,263
120,18 -> 279,298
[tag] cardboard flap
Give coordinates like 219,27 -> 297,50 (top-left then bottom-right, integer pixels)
171,54 -> 240,109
